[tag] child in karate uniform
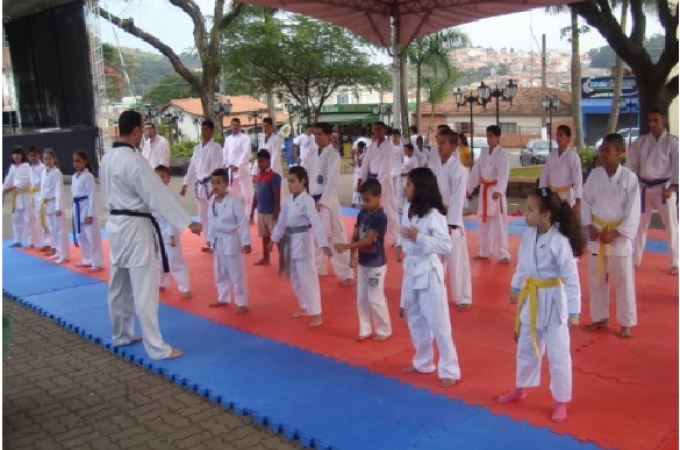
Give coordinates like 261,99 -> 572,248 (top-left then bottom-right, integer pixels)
396,167 -> 461,388
40,149 -> 70,264
270,166 -> 332,328
335,178 -> 392,341
582,133 -> 641,338
538,125 -> 583,210
3,146 -> 31,247
208,168 -> 252,314
153,165 -> 192,299
401,144 -> 419,208
499,188 -> 583,422
71,150 -> 104,272
351,141 -> 366,207
27,146 -> 49,250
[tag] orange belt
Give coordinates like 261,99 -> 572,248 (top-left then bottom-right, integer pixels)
549,185 -> 572,194
481,177 -> 500,223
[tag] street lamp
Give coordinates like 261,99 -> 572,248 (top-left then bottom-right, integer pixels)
164,112 -> 182,146
487,79 -> 518,126
454,82 -> 491,153
144,104 -> 156,122
618,96 -> 639,150
542,96 -> 560,152
213,97 -> 233,120
247,110 -> 264,149
372,104 -> 394,128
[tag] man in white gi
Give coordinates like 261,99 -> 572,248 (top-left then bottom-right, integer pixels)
409,125 -> 423,147
582,133 -> 640,338
466,125 -> 511,263
261,117 -> 283,175
307,122 -> 354,286
142,123 -> 170,169
539,125 -> 583,210
101,110 -> 202,360
223,117 -> 255,212
293,125 -> 314,168
390,129 -> 405,211
625,110 -> 679,275
180,119 -> 223,251
358,122 -> 400,245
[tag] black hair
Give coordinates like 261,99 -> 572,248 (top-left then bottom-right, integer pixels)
119,110 -> 143,136
288,166 -> 309,192
359,127 -> 367,136
416,136 -> 424,143
202,119 -> 215,130
257,149 -> 271,160
263,117 -> 273,126
458,132 -> 469,147
359,178 -> 381,196
556,125 -> 572,137
144,122 -> 156,130
404,143 -> 414,150
231,117 -> 241,124
409,125 -> 418,134
374,121 -> 387,130
603,133 -> 625,151
28,145 -> 39,155
647,108 -> 666,118
392,128 -> 401,136
43,148 -> 60,168
531,188 -> 584,257
211,167 -> 229,181
154,164 -> 171,175
11,146 -> 24,156
313,122 -> 333,135
406,167 -> 447,218
437,124 -> 452,132
74,149 -> 95,175
487,125 -> 501,136
440,130 -> 458,145
357,141 -> 366,149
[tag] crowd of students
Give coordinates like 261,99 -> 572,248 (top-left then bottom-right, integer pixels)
3,109 -> 677,423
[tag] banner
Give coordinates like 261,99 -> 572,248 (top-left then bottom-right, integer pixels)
581,76 -> 638,99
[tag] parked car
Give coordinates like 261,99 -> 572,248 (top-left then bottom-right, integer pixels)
594,127 -> 639,152
519,140 -> 558,166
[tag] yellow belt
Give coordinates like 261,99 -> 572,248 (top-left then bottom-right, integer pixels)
515,277 -> 562,358
592,215 -> 623,284
40,198 -> 55,229
28,186 -> 40,207
549,185 -> 572,194
10,187 -> 31,213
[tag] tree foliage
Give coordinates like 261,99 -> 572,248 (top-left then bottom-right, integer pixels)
588,33 -> 665,68
143,73 -> 198,107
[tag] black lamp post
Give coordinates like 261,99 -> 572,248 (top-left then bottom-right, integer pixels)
144,104 -> 156,122
164,112 -> 182,146
454,82 -> 491,152
487,79 -> 518,126
213,97 -> 233,122
247,110 -> 264,149
618,96 -> 638,150
542,96 -> 560,152
286,103 -> 300,134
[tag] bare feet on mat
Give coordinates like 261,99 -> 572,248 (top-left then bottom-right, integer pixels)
75,262 -> 92,268
552,402 -> 568,422
372,334 -> 390,341
356,334 -> 372,341
307,315 -> 322,327
89,267 -> 103,273
585,319 -> 608,332
236,306 -> 249,315
499,257 -> 511,265
46,248 -> 57,256
130,335 -> 143,343
209,301 -> 229,307
620,326 -> 632,339
26,244 -> 34,249
670,266 -> 678,276
456,304 -> 472,312
473,255 -> 488,260
9,242 -> 21,248
402,366 -> 418,373
290,309 -> 308,318
254,259 -> 270,266
498,388 -> 526,404
440,378 -> 456,388
40,245 -> 51,252
166,348 -> 183,359
201,246 -> 212,253
339,278 -> 355,287
181,291 -> 193,299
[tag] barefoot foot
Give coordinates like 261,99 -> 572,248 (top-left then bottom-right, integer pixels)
456,304 -> 472,312
308,315 -> 322,327
552,402 -> 568,422
620,326 -> 632,339
209,301 -> 229,307
290,309 -> 308,318
371,334 -> 390,341
440,378 -> 457,388
473,255 -> 489,260
498,388 -> 527,404
585,319 -> 608,332
253,259 -> 270,266
166,348 -> 183,359
236,306 -> 249,315
181,291 -> 193,299
498,257 -> 511,265
670,266 -> 678,276
355,334 -> 372,341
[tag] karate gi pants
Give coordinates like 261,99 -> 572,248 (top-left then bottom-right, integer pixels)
382,184 -> 400,245
633,190 -> 678,269
158,242 -> 191,293
108,258 -> 172,360
444,228 -> 472,305
588,253 -> 637,327
356,264 -> 391,337
314,206 -> 353,280
12,206 -> 30,245
76,221 -> 104,268
478,213 -> 510,260
291,256 -> 322,315
391,175 -> 402,211
213,252 -> 247,306
46,212 -> 70,260
28,196 -> 48,246
515,317 -> 572,402
405,278 -> 461,380
196,198 -> 210,244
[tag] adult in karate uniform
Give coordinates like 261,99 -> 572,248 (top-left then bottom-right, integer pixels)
307,122 -> 354,285
180,119 -> 223,250
101,110 -> 202,360
142,123 -> 170,169
261,117 -> 283,176
223,117 -> 254,212
625,110 -> 679,275
538,125 -> 583,210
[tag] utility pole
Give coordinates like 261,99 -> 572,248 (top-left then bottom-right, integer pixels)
541,34 -> 547,129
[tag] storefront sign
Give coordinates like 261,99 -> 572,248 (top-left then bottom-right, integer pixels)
581,76 -> 638,98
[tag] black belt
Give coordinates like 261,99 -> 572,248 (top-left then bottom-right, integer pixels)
109,209 -> 169,273
448,225 -> 460,231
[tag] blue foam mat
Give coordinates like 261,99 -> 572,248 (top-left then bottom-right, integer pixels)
2,246 -> 602,450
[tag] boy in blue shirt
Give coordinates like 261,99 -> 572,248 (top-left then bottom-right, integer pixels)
335,178 -> 392,341
251,150 -> 281,265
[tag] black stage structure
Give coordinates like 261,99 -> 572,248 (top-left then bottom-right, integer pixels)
3,0 -> 99,176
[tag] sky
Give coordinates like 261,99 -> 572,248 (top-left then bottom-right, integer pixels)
99,0 -> 663,57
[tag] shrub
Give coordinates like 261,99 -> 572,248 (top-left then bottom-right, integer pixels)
171,141 -> 197,157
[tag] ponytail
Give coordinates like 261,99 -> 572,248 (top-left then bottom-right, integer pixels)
557,201 -> 585,257
74,149 -> 96,177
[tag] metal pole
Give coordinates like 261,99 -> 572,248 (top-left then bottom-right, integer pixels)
496,97 -> 500,127
469,99 -> 474,150
548,105 -> 552,152
541,34 -> 547,129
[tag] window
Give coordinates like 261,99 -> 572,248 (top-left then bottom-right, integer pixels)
458,122 -> 471,133
500,122 -> 517,134
336,94 -> 350,104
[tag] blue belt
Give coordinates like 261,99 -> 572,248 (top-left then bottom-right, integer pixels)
369,172 -> 378,179
639,176 -> 670,212
312,194 -> 322,203
194,176 -> 212,199
72,195 -> 88,248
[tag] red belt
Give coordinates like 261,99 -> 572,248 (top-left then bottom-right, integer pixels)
481,177 -> 502,223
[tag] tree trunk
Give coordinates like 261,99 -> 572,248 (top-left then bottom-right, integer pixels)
636,69 -> 673,134
400,50 -> 409,132
266,90 -> 276,124
605,0 -> 629,134
570,9 -> 585,148
416,64 -> 422,132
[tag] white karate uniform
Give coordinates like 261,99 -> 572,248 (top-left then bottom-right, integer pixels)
223,132 -> 254,212
360,139 -> 400,244
271,192 -> 329,315
71,168 -> 104,268
352,152 -> 365,206
467,145 -> 511,260
101,143 -> 193,360
153,185 -> 191,293
40,167 -> 70,261
398,206 -> 461,380
141,135 -> 170,169
582,165 -> 641,327
208,194 -> 251,306
262,132 -> 283,175
4,162 -> 31,244
184,139 -> 223,244
390,143 -> 404,211
28,162 -> 49,247
538,147 -> 583,206
294,133 -> 314,168
510,225 -> 580,402
414,145 -> 428,168
428,145 -> 441,169
400,155 -> 419,206
626,132 -> 679,269
435,156 -> 472,306
307,143 -> 353,280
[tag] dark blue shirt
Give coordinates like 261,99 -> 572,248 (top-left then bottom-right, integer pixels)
356,207 -> 387,267
255,170 -> 281,214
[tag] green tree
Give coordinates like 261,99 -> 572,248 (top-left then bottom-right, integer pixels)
143,73 -> 198,107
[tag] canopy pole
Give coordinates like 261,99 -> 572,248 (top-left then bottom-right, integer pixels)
391,14 -> 401,131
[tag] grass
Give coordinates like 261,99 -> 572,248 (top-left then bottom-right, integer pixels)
510,166 -> 542,178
